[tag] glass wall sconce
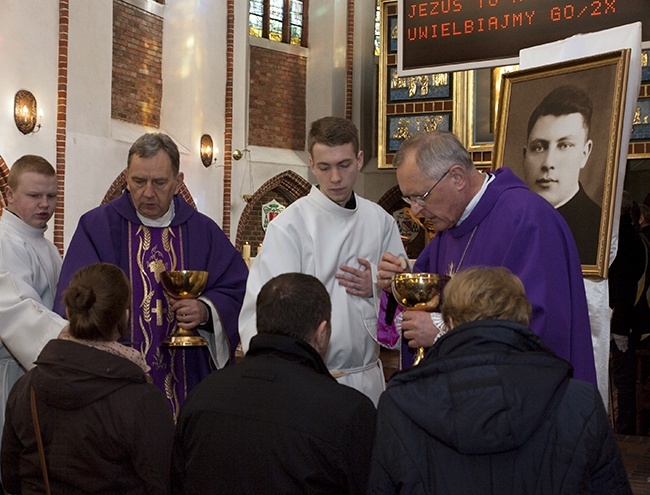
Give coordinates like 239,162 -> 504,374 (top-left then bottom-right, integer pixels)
200,134 -> 216,167
14,90 -> 41,134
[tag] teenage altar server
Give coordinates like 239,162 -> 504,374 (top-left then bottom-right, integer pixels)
239,117 -> 406,406
0,155 -> 67,444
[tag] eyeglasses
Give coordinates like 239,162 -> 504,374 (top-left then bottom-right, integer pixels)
402,168 -> 450,206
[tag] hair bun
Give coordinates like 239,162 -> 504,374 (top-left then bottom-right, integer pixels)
68,285 -> 96,313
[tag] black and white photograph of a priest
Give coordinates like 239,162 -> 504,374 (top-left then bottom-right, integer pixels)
522,84 -> 602,266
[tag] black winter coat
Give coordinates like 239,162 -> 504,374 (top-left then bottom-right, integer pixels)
368,320 -> 631,495
1,339 -> 174,495
609,213 -> 650,338
171,333 -> 377,495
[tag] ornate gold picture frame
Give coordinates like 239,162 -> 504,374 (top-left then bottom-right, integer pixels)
493,50 -> 631,278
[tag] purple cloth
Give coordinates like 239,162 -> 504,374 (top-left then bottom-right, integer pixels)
378,293 -> 400,348
125,222 -> 216,418
383,168 -> 596,385
54,192 -> 248,408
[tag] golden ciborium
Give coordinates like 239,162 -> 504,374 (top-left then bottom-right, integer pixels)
160,270 -> 209,347
391,273 -> 450,365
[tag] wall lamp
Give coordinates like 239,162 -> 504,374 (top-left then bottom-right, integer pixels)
14,90 -> 42,134
232,149 -> 250,160
200,134 -> 217,167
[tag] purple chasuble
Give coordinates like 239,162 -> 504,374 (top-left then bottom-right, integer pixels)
128,223 -> 214,418
380,168 -> 596,385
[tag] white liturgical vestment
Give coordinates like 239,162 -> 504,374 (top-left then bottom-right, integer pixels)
0,211 -> 67,432
239,186 -> 406,406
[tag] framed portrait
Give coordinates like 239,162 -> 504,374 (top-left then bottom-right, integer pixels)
378,0 -> 452,169
493,49 -> 631,278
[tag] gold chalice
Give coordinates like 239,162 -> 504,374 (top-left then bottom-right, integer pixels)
160,270 -> 209,347
391,273 -> 450,364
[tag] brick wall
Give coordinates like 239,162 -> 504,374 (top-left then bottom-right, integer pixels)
111,0 -> 163,127
345,0 -> 354,120
55,0 -> 69,254
223,0 -> 236,237
249,46 -> 306,150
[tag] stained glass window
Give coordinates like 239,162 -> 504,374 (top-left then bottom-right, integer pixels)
249,0 -> 307,47
289,0 -> 303,45
249,0 -> 264,38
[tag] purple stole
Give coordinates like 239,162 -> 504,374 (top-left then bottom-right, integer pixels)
128,223 -> 214,419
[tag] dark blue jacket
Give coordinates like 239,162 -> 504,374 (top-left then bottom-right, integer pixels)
368,320 -> 630,494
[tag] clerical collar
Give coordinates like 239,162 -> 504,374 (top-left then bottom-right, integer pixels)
456,172 -> 495,226
137,200 -> 176,227
343,194 -> 356,210
554,184 -> 580,209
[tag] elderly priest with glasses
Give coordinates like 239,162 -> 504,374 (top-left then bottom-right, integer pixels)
377,131 -> 596,385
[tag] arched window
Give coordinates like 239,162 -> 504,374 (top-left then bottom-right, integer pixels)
249,0 -> 308,47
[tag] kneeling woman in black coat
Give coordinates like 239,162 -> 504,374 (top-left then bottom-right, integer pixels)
2,262 -> 174,495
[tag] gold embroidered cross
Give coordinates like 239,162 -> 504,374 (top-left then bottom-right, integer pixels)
152,299 -> 167,326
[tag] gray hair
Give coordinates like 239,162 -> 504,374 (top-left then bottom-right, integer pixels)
127,133 -> 180,175
394,131 -> 474,179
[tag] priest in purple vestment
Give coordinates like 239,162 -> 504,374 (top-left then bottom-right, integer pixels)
54,133 -> 248,417
377,131 -> 596,385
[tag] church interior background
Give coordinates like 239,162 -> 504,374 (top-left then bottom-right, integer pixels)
1,0 -> 649,258
3,1 -> 650,487
2,0 -> 650,386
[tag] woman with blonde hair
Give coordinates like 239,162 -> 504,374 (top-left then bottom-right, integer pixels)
369,266 -> 630,494
1,263 -> 173,494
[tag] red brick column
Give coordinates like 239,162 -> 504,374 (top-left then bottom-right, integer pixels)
55,0 -> 69,255
0,157 -> 9,210
222,0 -> 235,236
345,0 -> 354,121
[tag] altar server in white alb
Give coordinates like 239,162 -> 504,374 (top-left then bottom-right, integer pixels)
0,155 -> 67,428
239,117 -> 406,405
